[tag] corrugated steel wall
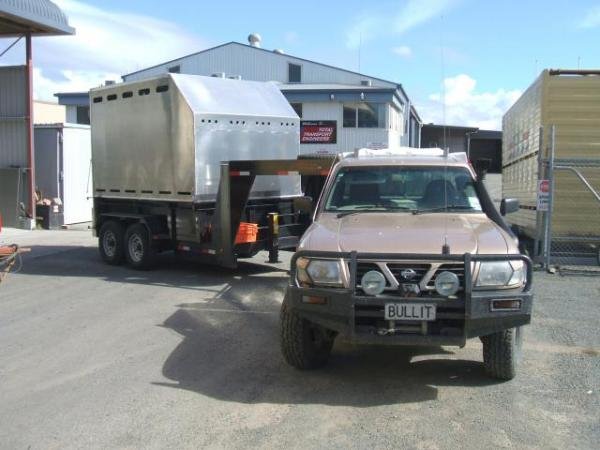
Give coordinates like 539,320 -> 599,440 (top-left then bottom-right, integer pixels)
123,43 -> 398,88
0,65 -> 27,168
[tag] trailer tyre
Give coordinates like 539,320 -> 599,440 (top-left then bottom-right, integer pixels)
280,295 -> 335,369
124,223 -> 156,270
98,221 -> 125,265
481,326 -> 522,380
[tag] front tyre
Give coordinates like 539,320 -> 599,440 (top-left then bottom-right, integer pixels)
481,326 -> 523,380
98,221 -> 125,265
124,223 -> 156,270
280,295 -> 335,369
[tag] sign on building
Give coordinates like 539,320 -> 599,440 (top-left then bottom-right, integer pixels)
537,179 -> 550,212
300,120 -> 337,144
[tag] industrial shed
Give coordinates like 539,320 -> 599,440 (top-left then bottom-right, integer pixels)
121,37 -> 422,152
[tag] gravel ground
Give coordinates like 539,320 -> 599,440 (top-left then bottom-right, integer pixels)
0,229 -> 598,449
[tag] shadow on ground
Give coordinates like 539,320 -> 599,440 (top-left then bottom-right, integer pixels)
156,270 -> 500,407
17,244 -> 500,407
14,245 -> 287,293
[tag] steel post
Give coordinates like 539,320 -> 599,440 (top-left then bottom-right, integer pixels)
25,33 -> 35,224
544,125 -> 556,271
267,212 -> 280,263
534,126 -> 544,261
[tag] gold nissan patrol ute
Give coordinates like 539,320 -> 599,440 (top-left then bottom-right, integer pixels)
280,148 -> 533,380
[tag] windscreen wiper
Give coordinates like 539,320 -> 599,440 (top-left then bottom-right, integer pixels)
412,205 -> 476,215
335,205 -> 412,218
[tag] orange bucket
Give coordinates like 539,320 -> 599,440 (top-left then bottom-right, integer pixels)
235,222 -> 258,244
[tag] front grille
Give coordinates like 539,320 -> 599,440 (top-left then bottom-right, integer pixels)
387,263 -> 430,284
352,261 -> 468,297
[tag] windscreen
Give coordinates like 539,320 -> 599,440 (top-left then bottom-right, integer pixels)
324,166 -> 482,213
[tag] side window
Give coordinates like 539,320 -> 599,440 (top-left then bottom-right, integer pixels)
343,103 -> 385,128
288,63 -> 301,83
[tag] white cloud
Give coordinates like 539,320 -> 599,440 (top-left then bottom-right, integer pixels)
392,45 -> 412,58
417,74 -> 522,130
578,5 -> 600,28
394,0 -> 455,33
3,0 -> 206,101
346,0 -> 458,49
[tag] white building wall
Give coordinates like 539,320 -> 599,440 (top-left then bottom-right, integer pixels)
123,43 -> 397,88
299,101 -> 395,155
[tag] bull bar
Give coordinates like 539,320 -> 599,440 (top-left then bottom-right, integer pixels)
286,251 -> 534,346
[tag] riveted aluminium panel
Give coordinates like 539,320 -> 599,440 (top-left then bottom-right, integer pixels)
90,73 -> 301,203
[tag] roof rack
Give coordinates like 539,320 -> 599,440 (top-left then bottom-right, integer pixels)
343,147 -> 468,163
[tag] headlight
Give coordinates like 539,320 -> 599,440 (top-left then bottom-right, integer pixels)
361,270 -> 386,296
476,260 -> 525,287
296,257 -> 343,287
434,271 -> 460,296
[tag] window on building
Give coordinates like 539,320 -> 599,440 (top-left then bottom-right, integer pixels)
290,103 -> 303,118
288,63 -> 301,83
343,105 -> 356,127
342,103 -> 385,128
76,106 -> 90,125
168,65 -> 180,73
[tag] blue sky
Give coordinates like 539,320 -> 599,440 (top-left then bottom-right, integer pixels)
1,0 -> 599,128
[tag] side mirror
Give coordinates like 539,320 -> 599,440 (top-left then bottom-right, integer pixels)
500,198 -> 519,216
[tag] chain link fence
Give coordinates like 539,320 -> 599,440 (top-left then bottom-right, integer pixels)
537,126 -> 600,273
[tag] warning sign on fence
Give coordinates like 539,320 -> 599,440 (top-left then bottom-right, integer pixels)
537,179 -> 550,211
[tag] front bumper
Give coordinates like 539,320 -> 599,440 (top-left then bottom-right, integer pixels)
287,252 -> 534,347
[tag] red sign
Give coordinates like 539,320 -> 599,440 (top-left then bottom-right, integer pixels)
539,179 -> 550,193
300,120 -> 337,144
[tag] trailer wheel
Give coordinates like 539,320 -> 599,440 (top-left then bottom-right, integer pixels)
280,295 -> 335,369
124,223 -> 156,270
481,326 -> 522,380
98,221 -> 125,265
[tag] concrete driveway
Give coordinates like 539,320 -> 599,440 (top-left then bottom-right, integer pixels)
1,229 -> 598,449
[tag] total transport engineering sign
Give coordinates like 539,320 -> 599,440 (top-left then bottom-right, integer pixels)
300,120 -> 337,144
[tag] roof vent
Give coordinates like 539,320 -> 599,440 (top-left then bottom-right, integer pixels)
228,75 -> 242,80
248,33 -> 262,48
360,80 -> 372,87
211,72 -> 226,78
273,49 -> 285,54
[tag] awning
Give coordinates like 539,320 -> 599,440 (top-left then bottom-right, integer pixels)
0,0 -> 74,36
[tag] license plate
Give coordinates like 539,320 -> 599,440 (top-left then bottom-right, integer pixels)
384,303 -> 436,321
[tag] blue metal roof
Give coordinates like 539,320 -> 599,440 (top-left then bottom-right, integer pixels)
0,0 -> 74,36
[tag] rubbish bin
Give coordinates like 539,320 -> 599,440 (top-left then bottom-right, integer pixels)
37,205 -> 62,230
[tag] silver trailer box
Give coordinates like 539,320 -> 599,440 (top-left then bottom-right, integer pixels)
90,74 -> 301,203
